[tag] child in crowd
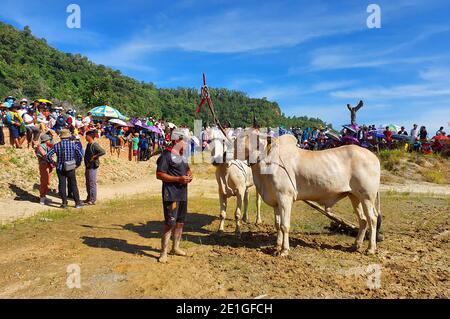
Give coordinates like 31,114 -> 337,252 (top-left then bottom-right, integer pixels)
132,132 -> 140,161
139,133 -> 150,161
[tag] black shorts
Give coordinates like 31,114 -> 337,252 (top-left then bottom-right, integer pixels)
163,201 -> 187,226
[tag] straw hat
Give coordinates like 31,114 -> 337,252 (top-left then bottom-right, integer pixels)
40,134 -> 52,143
59,129 -> 71,139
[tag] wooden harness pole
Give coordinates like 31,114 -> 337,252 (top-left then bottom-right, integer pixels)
196,73 -> 231,142
302,200 -> 358,233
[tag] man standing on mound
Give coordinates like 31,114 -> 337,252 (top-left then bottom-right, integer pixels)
156,129 -> 193,263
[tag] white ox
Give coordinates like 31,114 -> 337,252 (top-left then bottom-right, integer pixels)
233,129 -> 382,255
208,127 -> 262,235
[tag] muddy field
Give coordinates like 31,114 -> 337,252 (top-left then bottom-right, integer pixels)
0,186 -> 448,298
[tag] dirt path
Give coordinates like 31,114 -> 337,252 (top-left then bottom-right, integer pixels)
0,177 -> 218,224
1,174 -> 448,225
380,182 -> 450,196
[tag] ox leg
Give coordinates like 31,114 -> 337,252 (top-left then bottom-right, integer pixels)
242,189 -> 250,223
218,192 -> 227,233
349,195 -> 367,252
234,190 -> 244,237
274,208 -> 282,252
279,196 -> 293,257
255,192 -> 262,225
376,213 -> 384,242
362,199 -> 378,255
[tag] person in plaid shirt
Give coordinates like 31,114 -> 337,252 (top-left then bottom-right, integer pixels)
46,129 -> 84,208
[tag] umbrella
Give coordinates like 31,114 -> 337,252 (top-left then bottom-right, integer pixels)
130,118 -> 143,126
326,132 -> 341,142
147,126 -> 162,134
167,122 -> 177,129
380,124 -> 401,132
392,134 -> 410,141
89,105 -> 126,120
37,99 -> 53,105
343,124 -> 359,134
109,118 -> 128,126
432,135 -> 449,141
369,131 -> 386,139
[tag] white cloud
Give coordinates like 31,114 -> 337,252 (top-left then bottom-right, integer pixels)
419,67 -> 450,82
330,84 -> 450,100
308,49 -> 440,71
251,80 -> 356,100
85,2 -> 366,68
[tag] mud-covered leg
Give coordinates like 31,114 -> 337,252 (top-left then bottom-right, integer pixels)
159,224 -> 174,263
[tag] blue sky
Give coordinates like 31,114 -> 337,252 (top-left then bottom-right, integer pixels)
1,0 -> 450,132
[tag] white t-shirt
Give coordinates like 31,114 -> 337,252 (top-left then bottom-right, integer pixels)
82,116 -> 92,126
22,113 -> 35,127
410,128 -> 419,143
18,109 -> 27,117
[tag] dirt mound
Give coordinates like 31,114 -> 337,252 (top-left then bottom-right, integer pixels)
379,150 -> 449,185
0,138 -> 154,200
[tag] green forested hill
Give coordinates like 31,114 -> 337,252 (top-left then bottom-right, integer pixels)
0,22 -> 327,128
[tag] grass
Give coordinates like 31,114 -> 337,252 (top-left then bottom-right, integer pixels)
422,169 -> 445,184
378,149 -> 405,171
0,208 -> 72,230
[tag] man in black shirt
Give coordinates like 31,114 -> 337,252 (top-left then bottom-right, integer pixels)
84,130 -> 106,205
156,129 -> 193,263
398,126 -> 408,136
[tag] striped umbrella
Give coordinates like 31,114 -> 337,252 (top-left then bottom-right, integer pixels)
89,105 -> 126,120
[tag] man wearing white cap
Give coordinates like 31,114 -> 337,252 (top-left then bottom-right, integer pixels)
156,128 -> 193,263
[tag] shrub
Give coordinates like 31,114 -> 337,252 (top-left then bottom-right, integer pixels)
379,150 -> 405,171
422,170 -> 445,184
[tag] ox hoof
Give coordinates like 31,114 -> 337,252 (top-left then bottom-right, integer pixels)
279,249 -> 290,257
365,248 -> 376,255
376,233 -> 384,242
349,243 -> 364,253
242,217 -> 250,223
255,219 -> 263,225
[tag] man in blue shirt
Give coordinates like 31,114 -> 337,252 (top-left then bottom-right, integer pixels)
47,129 -> 84,208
